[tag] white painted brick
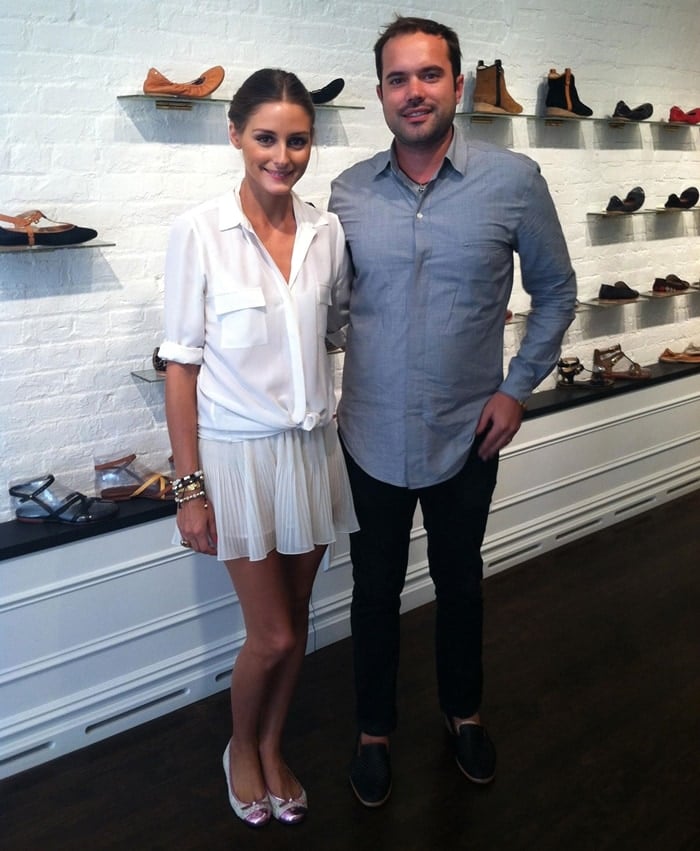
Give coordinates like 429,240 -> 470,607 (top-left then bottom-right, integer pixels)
1,0 -> 700,521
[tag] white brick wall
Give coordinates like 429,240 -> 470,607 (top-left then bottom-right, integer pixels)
1,0 -> 700,522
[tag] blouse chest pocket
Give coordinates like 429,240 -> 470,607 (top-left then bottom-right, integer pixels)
213,287 -> 268,349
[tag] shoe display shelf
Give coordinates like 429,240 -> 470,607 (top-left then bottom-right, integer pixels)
117,94 -> 364,112
581,285 -> 700,308
587,208 -> 700,218
457,112 -> 698,131
0,240 -> 115,255
131,369 -> 165,383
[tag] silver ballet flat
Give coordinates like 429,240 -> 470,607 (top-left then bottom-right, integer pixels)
267,784 -> 308,825
222,742 -> 271,828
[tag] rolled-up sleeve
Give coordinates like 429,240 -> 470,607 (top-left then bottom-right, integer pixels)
159,214 -> 206,365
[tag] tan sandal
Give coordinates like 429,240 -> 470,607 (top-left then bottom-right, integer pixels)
593,344 -> 651,379
0,210 -> 97,247
659,346 -> 700,364
94,453 -> 173,501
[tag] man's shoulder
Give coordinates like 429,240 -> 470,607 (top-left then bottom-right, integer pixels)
332,149 -> 390,189
460,136 -> 540,176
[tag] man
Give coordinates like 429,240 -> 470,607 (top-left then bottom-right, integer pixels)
328,16 -> 576,807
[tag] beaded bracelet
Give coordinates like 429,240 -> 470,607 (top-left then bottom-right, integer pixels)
175,489 -> 208,510
172,470 -> 204,493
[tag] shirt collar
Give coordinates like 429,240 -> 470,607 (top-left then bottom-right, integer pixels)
218,179 -> 329,232
374,125 -> 467,183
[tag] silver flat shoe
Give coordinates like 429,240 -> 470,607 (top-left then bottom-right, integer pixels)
267,784 -> 308,825
222,742 -> 271,828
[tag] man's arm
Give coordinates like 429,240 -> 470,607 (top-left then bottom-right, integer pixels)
499,166 -> 577,406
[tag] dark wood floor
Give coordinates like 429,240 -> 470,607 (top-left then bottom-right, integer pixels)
3,490 -> 699,851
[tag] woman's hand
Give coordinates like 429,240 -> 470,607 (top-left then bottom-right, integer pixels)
177,497 -> 218,556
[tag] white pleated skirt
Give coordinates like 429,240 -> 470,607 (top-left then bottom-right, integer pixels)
190,423 -> 358,562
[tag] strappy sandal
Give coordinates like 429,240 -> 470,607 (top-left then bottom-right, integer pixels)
659,346 -> 700,364
94,453 -> 173,501
0,210 -> 98,247
9,475 -> 119,524
557,356 -> 612,388
593,344 -> 651,380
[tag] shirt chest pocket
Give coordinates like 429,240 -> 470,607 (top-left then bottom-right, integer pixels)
213,288 -> 268,349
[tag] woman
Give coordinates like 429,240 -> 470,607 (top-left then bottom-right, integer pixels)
159,68 -> 357,828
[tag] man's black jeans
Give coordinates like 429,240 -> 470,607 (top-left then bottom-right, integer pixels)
341,437 -> 499,735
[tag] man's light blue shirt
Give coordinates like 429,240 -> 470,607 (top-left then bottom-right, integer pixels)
329,129 -> 577,489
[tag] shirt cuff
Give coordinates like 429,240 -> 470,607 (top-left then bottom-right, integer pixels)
158,341 -> 203,365
498,376 -> 531,407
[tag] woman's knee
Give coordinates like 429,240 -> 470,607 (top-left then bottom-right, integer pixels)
246,625 -> 300,667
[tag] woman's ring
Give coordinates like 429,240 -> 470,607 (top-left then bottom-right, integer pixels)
181,540 -> 192,548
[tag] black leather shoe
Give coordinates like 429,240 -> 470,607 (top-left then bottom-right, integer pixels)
349,739 -> 392,807
664,186 -> 699,209
606,186 -> 645,214
598,281 -> 639,301
446,719 -> 496,784
613,100 -> 653,121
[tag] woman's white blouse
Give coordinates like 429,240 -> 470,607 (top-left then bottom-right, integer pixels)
159,185 -> 351,441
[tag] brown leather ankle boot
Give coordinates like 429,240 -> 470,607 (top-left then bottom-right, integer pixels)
473,59 -> 523,114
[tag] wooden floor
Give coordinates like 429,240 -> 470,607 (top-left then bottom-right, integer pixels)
3,490 -> 699,851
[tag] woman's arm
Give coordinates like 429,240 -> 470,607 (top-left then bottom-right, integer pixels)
165,362 -> 217,555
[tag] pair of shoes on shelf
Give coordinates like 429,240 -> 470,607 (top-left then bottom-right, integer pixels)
598,281 -> 639,302
472,59 -> 523,114
222,742 -> 308,827
9,474 -> 119,524
444,716 -> 497,784
606,186 -> 645,214
0,210 -> 97,247
94,453 -> 173,501
545,67 -> 592,118
659,344 -> 700,364
669,106 -> 700,124
143,66 -> 225,98
612,100 -> 653,121
593,344 -> 651,380
349,737 -> 392,807
652,274 -> 690,295
664,187 -> 699,209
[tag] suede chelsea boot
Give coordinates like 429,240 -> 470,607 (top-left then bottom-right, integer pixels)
545,68 -> 592,118
472,59 -> 523,114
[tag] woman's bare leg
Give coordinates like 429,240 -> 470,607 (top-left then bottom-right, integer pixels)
258,546 -> 325,797
224,545 -> 325,802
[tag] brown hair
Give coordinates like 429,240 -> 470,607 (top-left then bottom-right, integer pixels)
228,68 -> 315,131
